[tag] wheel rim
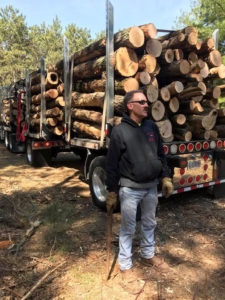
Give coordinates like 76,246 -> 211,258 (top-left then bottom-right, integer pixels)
27,144 -> 32,164
92,166 -> 107,203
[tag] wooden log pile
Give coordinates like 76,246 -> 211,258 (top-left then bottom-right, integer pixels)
29,72 -> 65,136
52,24 -> 225,141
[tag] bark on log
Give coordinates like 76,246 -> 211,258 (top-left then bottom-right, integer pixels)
71,108 -> 102,125
179,100 -> 204,114
57,83 -> 64,95
155,119 -> 172,139
192,130 -> 211,140
72,121 -> 101,139
206,86 -> 221,99
157,26 -> 197,42
30,117 -> 58,127
31,89 -> 59,104
198,38 -> 215,54
159,60 -> 190,76
71,92 -> 124,114
173,128 -> 192,141
73,47 -> 138,79
139,23 -> 157,39
207,50 -> 222,67
171,114 -> 186,125
150,100 -> 165,121
217,108 -> 225,117
145,39 -> 162,57
209,65 -> 225,79
158,49 -> 174,64
166,81 -> 184,95
214,125 -> 225,138
74,77 -> 139,94
188,109 -> 218,130
30,72 -> 58,86
173,48 -> 184,61
201,98 -> 219,109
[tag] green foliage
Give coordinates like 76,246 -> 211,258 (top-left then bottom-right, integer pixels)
0,5 -> 95,86
175,0 -> 225,54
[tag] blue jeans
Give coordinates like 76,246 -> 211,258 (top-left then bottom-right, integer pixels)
118,186 -> 158,271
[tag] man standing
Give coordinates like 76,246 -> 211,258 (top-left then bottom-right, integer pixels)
106,90 -> 174,279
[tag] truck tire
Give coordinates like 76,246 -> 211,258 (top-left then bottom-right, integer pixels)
4,132 -> 9,150
89,156 -> 107,209
26,141 -> 51,167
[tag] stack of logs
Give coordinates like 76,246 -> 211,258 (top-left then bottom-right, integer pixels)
1,99 -> 11,125
49,24 -> 225,141
29,72 -> 65,136
1,97 -> 26,130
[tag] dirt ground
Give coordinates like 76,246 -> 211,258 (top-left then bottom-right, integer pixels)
0,142 -> 225,300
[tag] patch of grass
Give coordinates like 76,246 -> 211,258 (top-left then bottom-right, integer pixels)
41,200 -> 79,253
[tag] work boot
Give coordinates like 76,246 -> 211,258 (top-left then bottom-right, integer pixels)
120,268 -> 141,295
120,268 -> 137,282
140,255 -> 169,271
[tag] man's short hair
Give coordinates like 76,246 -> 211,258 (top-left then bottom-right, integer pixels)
123,90 -> 145,113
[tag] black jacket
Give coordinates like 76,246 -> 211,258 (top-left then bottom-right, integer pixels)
106,115 -> 169,192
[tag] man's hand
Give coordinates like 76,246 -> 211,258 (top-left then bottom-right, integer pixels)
162,177 -> 174,198
106,192 -> 117,213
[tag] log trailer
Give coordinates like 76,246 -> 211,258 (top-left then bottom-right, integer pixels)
1,0 -> 225,209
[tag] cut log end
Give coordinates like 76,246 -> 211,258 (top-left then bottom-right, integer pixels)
129,26 -> 145,48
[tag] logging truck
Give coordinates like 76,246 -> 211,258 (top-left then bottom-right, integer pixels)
1,1 -> 225,209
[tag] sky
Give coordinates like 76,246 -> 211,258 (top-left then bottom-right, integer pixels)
0,0 -> 192,37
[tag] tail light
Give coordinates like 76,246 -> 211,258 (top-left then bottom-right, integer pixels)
203,154 -> 208,161
203,174 -> 208,180
195,142 -> 202,151
180,168 -> 185,175
179,144 -> 186,153
217,140 -> 222,148
188,177 -> 193,184
180,178 -> 185,185
33,142 -> 39,148
196,175 -> 201,182
203,141 -> 209,150
204,164 -> 208,171
163,145 -> 169,154
45,141 -> 50,147
187,143 -> 194,152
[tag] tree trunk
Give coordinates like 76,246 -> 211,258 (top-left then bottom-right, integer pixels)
157,26 -> 197,42
74,77 -> 139,94
173,48 -> 184,61
72,121 -> 101,139
179,100 -> 204,114
71,108 -> 102,125
201,98 -> 219,109
158,49 -> 174,64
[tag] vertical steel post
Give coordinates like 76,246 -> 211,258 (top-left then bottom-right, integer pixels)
105,0 -> 114,140
25,69 -> 31,133
40,57 -> 46,137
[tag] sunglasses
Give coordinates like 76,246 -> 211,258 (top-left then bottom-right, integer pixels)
128,100 -> 148,105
